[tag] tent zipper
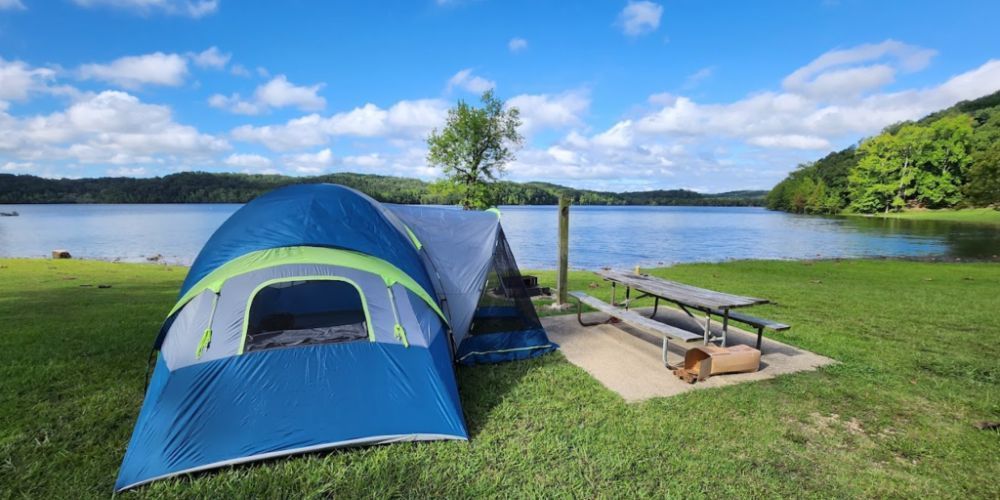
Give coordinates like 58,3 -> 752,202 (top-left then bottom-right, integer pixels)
195,292 -> 219,359
386,285 -> 409,348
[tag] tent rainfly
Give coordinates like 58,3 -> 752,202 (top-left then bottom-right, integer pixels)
116,184 -> 557,491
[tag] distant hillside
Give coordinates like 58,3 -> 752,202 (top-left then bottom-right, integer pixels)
0,172 -> 767,206
767,90 -> 1000,214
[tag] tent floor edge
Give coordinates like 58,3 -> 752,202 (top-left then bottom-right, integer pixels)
456,328 -> 558,365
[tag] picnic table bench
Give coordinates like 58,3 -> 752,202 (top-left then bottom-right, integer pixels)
570,270 -> 790,357
569,291 -> 701,366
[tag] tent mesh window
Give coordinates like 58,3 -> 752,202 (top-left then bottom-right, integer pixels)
245,280 -> 369,352
468,228 -> 543,336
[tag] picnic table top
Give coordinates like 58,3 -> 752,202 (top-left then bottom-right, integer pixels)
597,269 -> 768,310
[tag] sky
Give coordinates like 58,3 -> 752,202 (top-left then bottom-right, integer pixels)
1,1 -> 999,192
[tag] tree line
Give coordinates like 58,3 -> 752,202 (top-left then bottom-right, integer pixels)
0,171 -> 767,206
767,90 -> 1000,214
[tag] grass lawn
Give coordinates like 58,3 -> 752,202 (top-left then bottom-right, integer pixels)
1,258 -> 998,498
847,207 -> 1000,225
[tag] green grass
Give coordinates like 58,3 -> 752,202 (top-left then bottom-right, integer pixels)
1,258 -> 998,498
847,207 -> 1000,225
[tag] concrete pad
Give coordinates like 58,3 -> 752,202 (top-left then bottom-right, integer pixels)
542,306 -> 836,403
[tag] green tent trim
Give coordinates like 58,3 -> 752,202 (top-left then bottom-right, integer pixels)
169,246 -> 447,324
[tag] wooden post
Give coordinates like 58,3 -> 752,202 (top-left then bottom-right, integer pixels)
557,195 -> 570,305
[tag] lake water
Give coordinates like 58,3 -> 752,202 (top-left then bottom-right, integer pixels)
0,204 -> 997,269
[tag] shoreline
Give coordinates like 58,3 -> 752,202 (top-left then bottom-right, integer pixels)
6,253 -> 998,269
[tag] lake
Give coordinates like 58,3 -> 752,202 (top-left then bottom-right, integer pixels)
0,204 -> 997,269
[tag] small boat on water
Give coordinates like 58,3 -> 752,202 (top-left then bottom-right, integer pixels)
0,211 -> 19,217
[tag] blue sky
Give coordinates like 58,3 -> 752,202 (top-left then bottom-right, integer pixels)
1,0 -> 998,192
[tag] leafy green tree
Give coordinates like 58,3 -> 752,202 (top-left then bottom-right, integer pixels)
770,90 -> 1000,213
912,115 -> 973,207
965,144 -> 1000,206
849,132 -> 910,213
426,90 -> 523,209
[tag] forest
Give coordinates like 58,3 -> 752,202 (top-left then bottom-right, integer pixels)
766,90 -> 1000,214
0,172 -> 766,207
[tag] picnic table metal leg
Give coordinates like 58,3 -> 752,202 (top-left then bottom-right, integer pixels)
702,311 -> 712,345
722,310 -> 730,347
624,286 -> 631,311
662,336 -> 668,367
652,297 -> 659,317
610,282 -> 616,307
756,326 -> 764,352
576,299 -> 613,327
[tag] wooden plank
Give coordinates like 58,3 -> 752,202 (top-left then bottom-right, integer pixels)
708,309 -> 790,331
597,270 -> 768,310
569,291 -> 703,342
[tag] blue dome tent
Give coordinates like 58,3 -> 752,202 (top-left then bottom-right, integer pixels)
116,184 -> 556,491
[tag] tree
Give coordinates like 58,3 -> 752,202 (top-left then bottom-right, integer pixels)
426,90 -> 523,209
912,115 -> 973,208
965,144 -> 1000,206
849,132 -> 908,213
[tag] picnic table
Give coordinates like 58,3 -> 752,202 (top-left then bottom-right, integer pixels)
596,270 -> 775,348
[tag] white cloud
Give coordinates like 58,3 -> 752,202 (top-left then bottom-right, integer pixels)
343,153 -> 385,168
0,58 -> 57,101
507,90 -> 590,134
78,52 -> 188,89
2,161 -> 35,173
209,75 -> 326,115
617,1 -> 662,36
0,90 -> 228,166
496,52 -> 1000,191
793,65 -> 896,99
446,69 -> 495,93
72,0 -> 219,18
229,64 -> 250,77
747,134 -> 831,150
627,41 -> 998,152
189,46 -> 230,69
682,66 -> 714,90
232,99 -> 448,151
508,37 -> 528,53
592,120 -> 634,149
232,114 -> 329,150
224,153 -> 272,169
546,145 -> 577,164
107,166 -> 148,177
284,148 -> 334,174
782,40 -> 935,98
254,75 -> 325,111
0,0 -> 26,10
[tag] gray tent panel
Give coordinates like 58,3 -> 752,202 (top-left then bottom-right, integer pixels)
160,290 -> 216,370
212,265 -> 400,350
387,205 -> 500,345
392,283 -> 445,349
161,263 -> 423,370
